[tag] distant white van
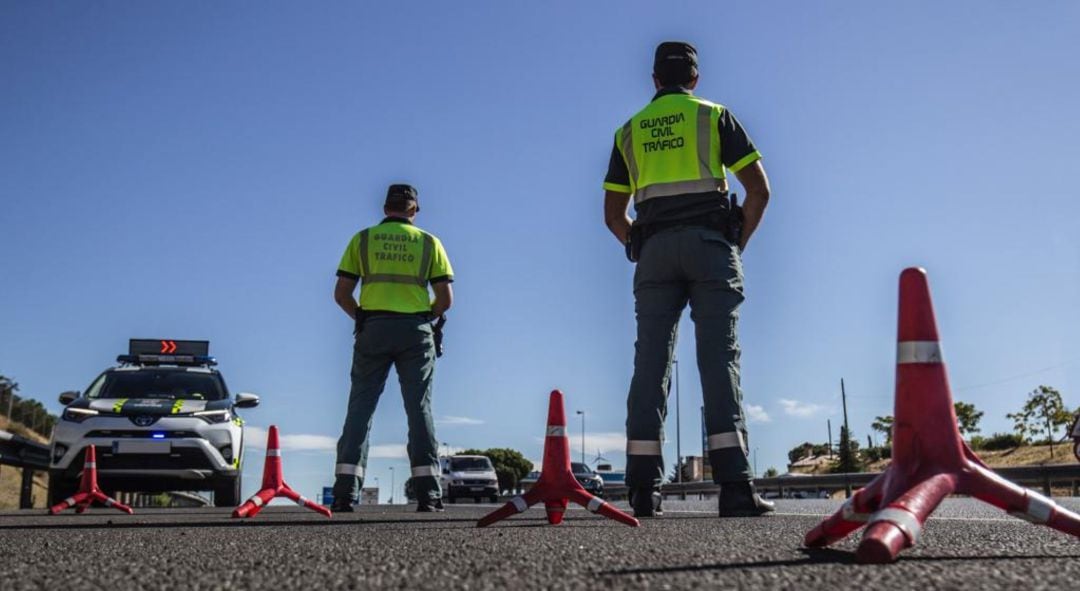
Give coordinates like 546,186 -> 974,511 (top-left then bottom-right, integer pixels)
440,455 -> 499,503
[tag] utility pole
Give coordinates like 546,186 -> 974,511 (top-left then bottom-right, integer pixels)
576,410 -> 586,466
841,378 -> 850,443
673,358 -> 681,483
827,419 -> 833,457
389,467 -> 395,505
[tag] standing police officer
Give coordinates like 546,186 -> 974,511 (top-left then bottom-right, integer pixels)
603,42 -> 774,517
331,184 -> 454,512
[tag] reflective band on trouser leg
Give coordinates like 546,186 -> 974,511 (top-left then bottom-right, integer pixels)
587,497 -> 604,513
897,341 -> 942,364
511,496 -> 528,513
626,440 -> 662,455
411,465 -> 439,478
546,426 -> 566,437
869,508 -> 922,544
707,431 -> 746,454
1010,490 -> 1056,524
634,178 -> 728,204
336,463 -> 364,477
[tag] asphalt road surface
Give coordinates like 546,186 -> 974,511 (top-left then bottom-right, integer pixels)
3,498 -> 1080,590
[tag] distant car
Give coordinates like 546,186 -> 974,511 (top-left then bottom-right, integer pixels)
1071,413 -> 1080,462
520,470 -> 540,490
49,339 -> 259,508
571,462 -> 604,496
440,455 -> 499,503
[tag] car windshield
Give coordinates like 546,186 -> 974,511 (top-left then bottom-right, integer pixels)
451,457 -> 492,472
87,369 -> 226,401
572,463 -> 592,474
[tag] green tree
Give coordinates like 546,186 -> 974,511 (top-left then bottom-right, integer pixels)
954,401 -> 984,437
460,448 -> 534,493
871,415 -> 894,446
833,425 -> 864,473
763,467 -> 779,478
1006,386 -> 1073,456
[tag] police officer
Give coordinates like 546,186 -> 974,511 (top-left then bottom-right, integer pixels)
331,184 -> 454,512
603,42 -> 774,517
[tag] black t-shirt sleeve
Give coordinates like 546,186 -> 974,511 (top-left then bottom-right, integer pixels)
718,109 -> 761,171
603,137 -> 632,192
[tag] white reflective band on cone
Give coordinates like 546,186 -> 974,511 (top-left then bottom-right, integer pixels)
897,341 -> 943,364
411,465 -> 439,477
626,440 -> 662,455
63,497 -> 76,507
511,496 -> 528,513
0,431 -> 13,441
104,498 -> 115,507
267,449 -> 282,457
295,496 -> 309,507
251,496 -> 265,507
587,497 -> 604,513
85,462 -> 96,469
707,431 -> 745,452
869,508 -> 922,543
841,499 -> 870,522
546,426 -> 566,437
336,463 -> 364,477
1010,491 -> 1056,524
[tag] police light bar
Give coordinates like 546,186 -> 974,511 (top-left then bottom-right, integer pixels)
129,339 -> 209,357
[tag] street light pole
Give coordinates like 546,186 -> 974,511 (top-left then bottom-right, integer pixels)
576,410 -> 585,466
673,358 -> 681,483
389,467 -> 395,505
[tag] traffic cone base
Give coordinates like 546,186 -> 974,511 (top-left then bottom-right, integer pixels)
49,445 -> 133,515
805,268 -> 1080,563
477,390 -> 639,528
232,425 -> 332,518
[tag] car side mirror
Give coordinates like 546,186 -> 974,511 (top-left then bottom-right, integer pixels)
58,391 -> 79,405
234,392 -> 260,409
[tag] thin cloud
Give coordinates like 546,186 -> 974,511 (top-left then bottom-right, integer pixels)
435,415 -> 485,426
778,399 -> 826,418
745,404 -> 771,424
246,426 -> 407,459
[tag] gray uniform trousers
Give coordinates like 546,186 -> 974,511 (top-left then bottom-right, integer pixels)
333,315 -> 441,503
625,226 -> 753,489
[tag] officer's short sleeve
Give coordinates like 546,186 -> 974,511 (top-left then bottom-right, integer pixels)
428,236 -> 454,284
336,233 -> 361,280
718,108 -> 762,173
603,134 -> 632,193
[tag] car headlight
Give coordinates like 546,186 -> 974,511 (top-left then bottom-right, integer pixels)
193,410 -> 232,424
52,444 -> 68,462
452,480 -> 464,486
62,408 -> 98,423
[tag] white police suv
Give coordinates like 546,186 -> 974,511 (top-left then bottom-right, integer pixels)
49,339 -> 259,507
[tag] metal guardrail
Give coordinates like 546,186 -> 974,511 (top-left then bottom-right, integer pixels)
600,463 -> 1080,500
0,429 -> 52,509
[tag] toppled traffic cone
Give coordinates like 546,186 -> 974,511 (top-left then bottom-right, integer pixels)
477,390 -> 639,528
49,445 -> 133,515
805,268 -> 1080,563
233,425 -> 331,518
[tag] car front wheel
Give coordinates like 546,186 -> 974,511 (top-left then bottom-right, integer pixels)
213,475 -> 241,507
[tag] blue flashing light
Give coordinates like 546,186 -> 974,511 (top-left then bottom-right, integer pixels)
151,433 -> 166,439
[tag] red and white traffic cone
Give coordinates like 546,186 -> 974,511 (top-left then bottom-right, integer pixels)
48,445 -> 133,515
232,425 -> 332,518
805,267 -> 1080,563
477,390 -> 639,528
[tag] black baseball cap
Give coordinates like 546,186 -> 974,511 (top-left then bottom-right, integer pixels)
384,183 -> 419,211
654,41 -> 698,79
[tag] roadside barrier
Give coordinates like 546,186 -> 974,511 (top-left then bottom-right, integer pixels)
48,444 -> 133,515
477,390 -> 638,528
804,268 -> 1080,563
232,425 -> 332,518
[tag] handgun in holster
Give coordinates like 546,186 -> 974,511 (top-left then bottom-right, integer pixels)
725,192 -> 745,247
433,315 -> 447,358
625,222 -> 645,263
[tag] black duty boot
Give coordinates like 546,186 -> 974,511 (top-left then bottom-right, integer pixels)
718,481 -> 775,517
417,498 -> 445,513
331,498 -> 355,513
630,487 -> 663,518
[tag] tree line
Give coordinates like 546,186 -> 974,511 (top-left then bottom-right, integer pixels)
0,374 -> 59,438
789,385 -> 1076,472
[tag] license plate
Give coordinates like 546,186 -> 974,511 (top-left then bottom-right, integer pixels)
469,487 -> 485,492
115,440 -> 171,454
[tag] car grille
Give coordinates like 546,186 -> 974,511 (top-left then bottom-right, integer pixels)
86,430 -> 202,439
96,448 -> 213,470
461,479 -> 492,486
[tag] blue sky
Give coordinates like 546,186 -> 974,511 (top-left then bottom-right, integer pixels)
2,2 -> 1078,504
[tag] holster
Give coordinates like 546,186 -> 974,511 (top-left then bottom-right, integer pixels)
625,223 -> 645,263
353,308 -> 368,337
433,315 -> 447,358
627,193 -> 743,262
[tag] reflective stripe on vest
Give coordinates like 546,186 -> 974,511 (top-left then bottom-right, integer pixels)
618,95 -> 728,205
357,229 -> 434,288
